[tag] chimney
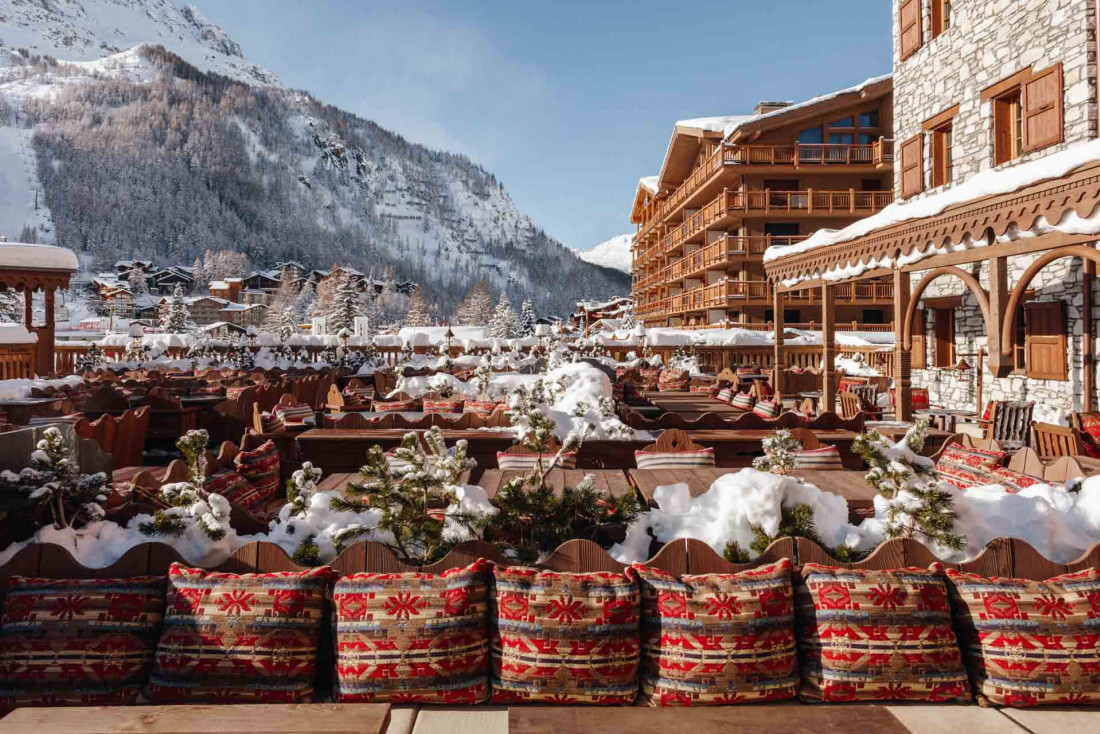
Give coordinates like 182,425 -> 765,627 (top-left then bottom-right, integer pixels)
753,101 -> 793,116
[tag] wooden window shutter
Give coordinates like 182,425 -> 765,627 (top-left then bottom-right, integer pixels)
911,309 -> 927,369
900,135 -> 924,199
1024,301 -> 1067,381
899,0 -> 923,60
1023,63 -> 1064,152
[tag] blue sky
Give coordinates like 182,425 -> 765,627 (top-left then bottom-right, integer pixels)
206,0 -> 893,251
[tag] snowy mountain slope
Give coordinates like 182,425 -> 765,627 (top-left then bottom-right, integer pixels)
576,234 -> 633,274
0,0 -> 278,86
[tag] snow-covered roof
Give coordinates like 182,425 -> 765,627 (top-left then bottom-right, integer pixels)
0,324 -> 37,345
0,243 -> 78,272
675,114 -> 752,133
765,137 -> 1100,270
225,277 -> 242,283
187,296 -> 229,306
208,280 -> 230,289
639,176 -> 659,194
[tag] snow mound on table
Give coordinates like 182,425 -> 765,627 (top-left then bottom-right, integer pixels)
537,362 -> 634,440
0,375 -> 83,399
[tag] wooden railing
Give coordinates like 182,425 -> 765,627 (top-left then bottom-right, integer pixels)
727,189 -> 893,215
658,279 -> 896,315
0,344 -> 35,380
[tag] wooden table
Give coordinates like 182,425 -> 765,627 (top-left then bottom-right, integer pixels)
297,429 -> 517,472
870,424 -> 955,455
508,705 -> 911,733
916,408 -> 977,433
470,467 -> 634,499
0,703 -> 393,734
0,397 -> 62,425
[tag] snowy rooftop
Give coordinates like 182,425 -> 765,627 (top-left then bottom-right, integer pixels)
0,243 -> 78,272
639,176 -> 659,194
208,280 -> 230,289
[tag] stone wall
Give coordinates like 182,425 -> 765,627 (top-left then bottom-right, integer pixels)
911,253 -> 1097,424
892,0 -> 1098,198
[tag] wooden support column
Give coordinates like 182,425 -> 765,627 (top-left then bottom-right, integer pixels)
773,287 -> 785,399
22,287 -> 32,329
986,255 -> 1012,378
43,287 -> 55,377
1086,259 -> 1095,413
821,282 -> 836,414
893,269 -> 913,421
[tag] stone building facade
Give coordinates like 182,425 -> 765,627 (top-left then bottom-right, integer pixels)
892,0 -> 1098,198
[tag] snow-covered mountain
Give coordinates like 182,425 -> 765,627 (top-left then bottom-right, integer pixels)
577,234 -> 633,274
0,0 -> 278,85
0,2 -> 628,314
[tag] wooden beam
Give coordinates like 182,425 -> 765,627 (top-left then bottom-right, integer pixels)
773,288 -> 785,398
893,269 -> 913,421
821,283 -> 837,414
986,256 -> 1012,378
901,233 -> 1100,272
1085,259 -> 1095,413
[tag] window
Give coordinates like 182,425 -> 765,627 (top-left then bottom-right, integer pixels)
861,178 -> 884,192
900,134 -> 924,198
828,133 -> 855,145
861,309 -> 885,325
931,122 -> 954,187
931,0 -> 951,39
986,64 -> 1065,165
858,133 -> 876,145
784,309 -> 801,324
859,110 -> 880,128
899,0 -> 923,60
797,127 -> 823,144
829,116 -> 855,129
932,308 -> 955,368
993,89 -> 1023,165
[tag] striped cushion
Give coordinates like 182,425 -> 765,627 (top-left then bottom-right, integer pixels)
689,383 -> 718,394
793,445 -> 843,471
233,440 -> 282,508
496,451 -> 577,470
752,400 -> 779,419
273,403 -> 314,425
374,398 -> 420,412
423,399 -> 464,414
340,392 -> 365,407
333,560 -> 489,704
202,470 -> 254,506
946,567 -> 1100,706
657,370 -> 690,391
730,392 -> 754,411
0,576 -> 165,710
490,566 -> 640,704
634,448 -> 715,470
633,560 -> 797,706
146,564 -> 330,704
716,388 -> 734,404
934,445 -> 1006,489
464,400 -> 502,416
797,564 -> 969,702
259,412 -> 282,433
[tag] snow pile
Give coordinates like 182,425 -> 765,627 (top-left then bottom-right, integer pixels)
835,354 -> 883,377
646,328 -> 772,347
0,323 -> 36,344
0,375 -> 83,399
514,362 -> 634,441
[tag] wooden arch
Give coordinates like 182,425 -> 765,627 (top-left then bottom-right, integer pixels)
902,266 -> 991,351
999,245 -> 1100,358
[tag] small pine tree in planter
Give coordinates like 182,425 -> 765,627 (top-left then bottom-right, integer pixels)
139,430 -> 232,542
752,430 -> 803,475
329,427 -> 486,565
285,462 -> 323,519
853,420 -> 966,552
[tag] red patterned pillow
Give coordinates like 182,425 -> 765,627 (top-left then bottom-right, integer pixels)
797,564 -> 969,702
633,560 -> 797,706
0,576 -> 166,710
658,370 -> 690,391
987,467 -> 1043,494
1078,414 -> 1100,458
233,440 -> 282,508
423,398 -> 465,414
146,564 -> 330,703
333,560 -> 489,703
934,444 -> 1006,489
946,568 -> 1100,706
273,402 -> 314,425
464,400 -> 502,416
911,389 -> 930,411
203,470 -> 259,507
490,566 -> 640,704
374,398 -> 421,412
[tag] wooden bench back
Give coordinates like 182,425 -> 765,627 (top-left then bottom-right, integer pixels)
1030,421 -> 1082,459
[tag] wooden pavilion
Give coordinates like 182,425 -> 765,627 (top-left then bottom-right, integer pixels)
0,243 -> 79,377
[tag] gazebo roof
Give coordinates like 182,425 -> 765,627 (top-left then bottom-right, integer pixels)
0,243 -> 78,291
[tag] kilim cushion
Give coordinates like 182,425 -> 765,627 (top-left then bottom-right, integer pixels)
911,388 -> 930,411
716,388 -> 734,404
658,370 -> 690,392
259,412 -> 282,433
632,560 -> 797,706
634,447 -> 715,470
226,386 -> 249,401
752,400 -> 780,419
374,398 -> 421,412
332,560 -> 489,704
946,567 -> 1100,706
934,445 -> 1006,489
490,566 -> 640,704
233,440 -> 282,508
341,392 -> 365,407
792,445 -> 844,471
736,368 -> 760,376
423,399 -> 465,414
273,402 -> 314,425
496,451 -> 577,470
0,576 -> 166,710
203,470 -> 257,507
796,564 -> 969,702
1078,413 -> 1100,458
464,400 -> 502,416
987,466 -> 1043,494
146,563 -> 330,703
731,392 -> 755,411
639,368 -> 662,389
689,383 -> 719,395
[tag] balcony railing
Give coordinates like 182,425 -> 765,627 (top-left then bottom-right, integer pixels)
656,279 -> 896,315
727,189 -> 893,215
651,236 -> 808,286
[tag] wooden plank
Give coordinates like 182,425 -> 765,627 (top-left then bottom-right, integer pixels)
0,704 -> 393,734
507,705 -> 910,734
627,469 -> 661,502
411,707 -> 506,734
602,470 -> 633,499
542,539 -> 625,573
474,469 -> 505,500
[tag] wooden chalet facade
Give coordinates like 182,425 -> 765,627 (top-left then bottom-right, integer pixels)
763,0 -> 1100,421
630,78 -> 896,330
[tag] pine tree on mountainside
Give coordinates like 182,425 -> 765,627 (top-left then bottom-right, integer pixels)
163,284 -> 190,333
404,287 -> 431,327
128,268 -> 149,298
279,308 -> 297,342
295,281 -> 317,321
454,281 -> 492,326
0,288 -> 22,322
264,278 -> 299,333
489,292 -> 519,339
191,256 -> 205,291
328,274 -> 359,334
519,299 -> 535,336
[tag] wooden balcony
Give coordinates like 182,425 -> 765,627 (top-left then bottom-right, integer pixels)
660,278 -> 895,315
726,189 -> 893,216
653,236 -> 807,286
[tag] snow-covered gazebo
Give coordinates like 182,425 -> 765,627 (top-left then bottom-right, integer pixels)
0,243 -> 79,376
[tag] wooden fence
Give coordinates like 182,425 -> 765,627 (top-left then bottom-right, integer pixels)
0,344 -> 34,379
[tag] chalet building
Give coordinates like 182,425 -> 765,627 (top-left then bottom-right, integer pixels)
630,78 -> 896,330
157,296 -> 229,327
219,302 -> 267,327
114,260 -> 153,275
149,267 -> 194,292
573,297 -> 633,331
275,261 -> 307,282
208,278 -> 243,303
242,270 -> 281,292
762,0 -> 1100,420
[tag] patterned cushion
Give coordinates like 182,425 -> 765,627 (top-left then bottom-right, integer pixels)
793,445 -> 844,471
259,412 -> 282,433
490,566 -> 639,704
0,576 -> 166,710
1078,414 -> 1100,458
987,466 -> 1043,494
797,564 -> 969,702
716,388 -> 734,404
658,370 -> 690,392
273,403 -> 313,425
423,399 -> 465,414
146,564 -> 329,703
946,568 -> 1100,706
689,383 -> 718,395
736,368 -> 760,376
639,368 -> 662,389
464,400 -> 502,416
496,451 -> 577,470
731,392 -> 754,411
333,560 -> 489,704
340,391 -> 365,407
634,448 -> 715,470
374,398 -> 421,412
752,400 -> 779,419
226,386 -> 250,401
233,440 -> 282,508
935,444 -> 1006,489
203,470 -> 257,507
911,388 -> 930,411
633,560 -> 797,706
